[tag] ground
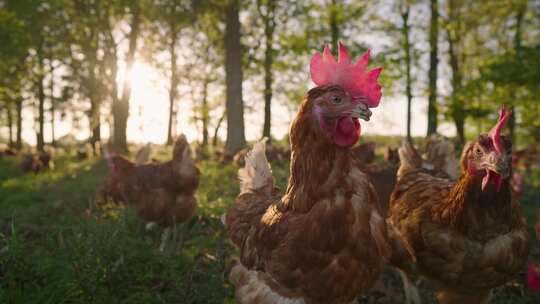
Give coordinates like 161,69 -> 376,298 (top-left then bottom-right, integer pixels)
1,142 -> 539,304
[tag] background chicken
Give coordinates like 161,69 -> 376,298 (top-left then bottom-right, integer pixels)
225,43 -> 390,304
423,134 -> 459,179
0,144 -> 17,157
134,143 -> 152,165
233,140 -> 290,167
360,136 -> 456,218
352,141 -> 376,164
21,149 -> 54,173
99,136 -> 199,252
388,107 -> 529,304
98,144 -> 151,205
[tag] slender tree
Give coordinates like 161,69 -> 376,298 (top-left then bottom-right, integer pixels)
446,0 -> 465,145
155,0 -> 192,145
113,1 -> 141,152
329,0 -> 341,47
427,0 -> 438,135
400,2 -> 413,141
258,0 -> 278,139
224,0 -> 246,155
201,77 -> 211,147
0,8 -> 28,150
36,43 -> 46,151
213,111 -> 225,147
5,103 -> 14,146
166,22 -> 180,145
48,55 -> 56,145
66,0 -> 102,150
509,2 -> 526,142
15,96 -> 22,149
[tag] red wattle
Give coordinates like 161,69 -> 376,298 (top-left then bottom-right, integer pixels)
481,169 -> 503,192
334,117 -> 361,147
482,170 -> 490,191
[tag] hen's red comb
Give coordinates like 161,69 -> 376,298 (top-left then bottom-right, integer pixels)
488,106 -> 511,155
310,42 -> 382,108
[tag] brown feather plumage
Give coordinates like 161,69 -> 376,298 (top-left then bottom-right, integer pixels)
100,137 -> 199,227
388,136 -> 529,304
226,86 -> 390,304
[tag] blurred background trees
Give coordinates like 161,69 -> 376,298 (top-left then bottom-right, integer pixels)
0,0 -> 539,155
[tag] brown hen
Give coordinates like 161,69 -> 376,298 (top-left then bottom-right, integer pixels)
101,136 -> 199,252
226,85 -> 390,304
388,112 -> 529,304
362,136 -> 456,218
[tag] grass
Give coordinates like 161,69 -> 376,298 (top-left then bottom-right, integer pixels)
0,154 -> 238,304
0,146 -> 539,304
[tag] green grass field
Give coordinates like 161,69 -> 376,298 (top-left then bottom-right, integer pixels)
1,148 -> 539,303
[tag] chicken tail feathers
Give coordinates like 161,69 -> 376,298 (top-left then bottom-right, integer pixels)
425,134 -> 459,179
134,143 -> 152,165
238,138 -> 274,195
397,139 -> 423,180
171,135 -> 200,189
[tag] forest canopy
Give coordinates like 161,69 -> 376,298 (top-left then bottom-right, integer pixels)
0,0 -> 539,154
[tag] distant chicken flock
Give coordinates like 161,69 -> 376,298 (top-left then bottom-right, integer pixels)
7,43 -> 540,304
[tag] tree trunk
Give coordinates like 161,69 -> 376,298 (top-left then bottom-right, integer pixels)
224,0 -> 246,155
49,58 -> 56,146
262,1 -> 276,140
402,6 -> 413,141
509,3 -> 526,142
202,78 -> 210,147
166,26 -> 179,146
213,111 -> 225,147
329,0 -> 340,47
88,46 -> 101,152
16,97 -> 22,150
6,104 -> 13,147
113,2 -> 141,152
90,98 -> 101,150
37,48 -> 46,152
427,0 -> 439,135
448,31 -> 464,146
446,0 -> 465,146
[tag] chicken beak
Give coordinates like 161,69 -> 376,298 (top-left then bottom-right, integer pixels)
480,151 -> 510,192
483,152 -> 510,178
348,102 -> 372,121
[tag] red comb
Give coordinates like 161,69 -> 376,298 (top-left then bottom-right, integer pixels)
310,42 -> 383,108
488,106 -> 511,155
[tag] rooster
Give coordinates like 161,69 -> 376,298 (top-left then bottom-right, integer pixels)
100,136 -> 199,252
225,42 -> 390,304
388,107 -> 529,304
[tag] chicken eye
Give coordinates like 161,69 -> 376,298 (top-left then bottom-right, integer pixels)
330,95 -> 343,105
475,147 -> 483,156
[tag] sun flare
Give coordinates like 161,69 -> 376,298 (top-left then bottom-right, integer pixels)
119,61 -> 200,144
